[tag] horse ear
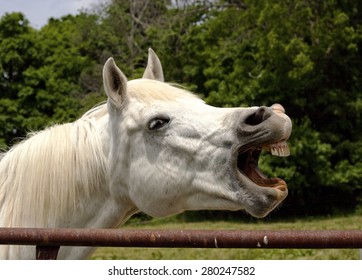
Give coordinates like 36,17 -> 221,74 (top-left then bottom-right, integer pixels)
142,48 -> 164,82
103,57 -> 127,108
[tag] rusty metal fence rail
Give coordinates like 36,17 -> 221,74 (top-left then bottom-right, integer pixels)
1,228 -> 362,260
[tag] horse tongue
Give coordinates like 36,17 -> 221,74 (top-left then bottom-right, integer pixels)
243,152 -> 265,179
244,151 -> 282,187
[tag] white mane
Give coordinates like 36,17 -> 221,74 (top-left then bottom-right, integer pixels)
0,116 -> 108,228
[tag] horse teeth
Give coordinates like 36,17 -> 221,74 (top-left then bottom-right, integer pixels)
267,141 -> 290,157
271,147 -> 290,157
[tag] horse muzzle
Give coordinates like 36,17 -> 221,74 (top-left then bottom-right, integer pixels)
231,104 -> 292,217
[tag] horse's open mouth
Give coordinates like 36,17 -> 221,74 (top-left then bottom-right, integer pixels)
237,140 -> 290,188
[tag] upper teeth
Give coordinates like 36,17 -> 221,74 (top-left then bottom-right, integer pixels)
263,141 -> 290,157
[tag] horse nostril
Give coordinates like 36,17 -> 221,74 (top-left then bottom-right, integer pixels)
245,106 -> 271,125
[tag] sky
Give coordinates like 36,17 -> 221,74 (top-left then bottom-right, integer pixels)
0,0 -> 107,29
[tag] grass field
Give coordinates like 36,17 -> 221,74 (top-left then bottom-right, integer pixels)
91,213 -> 362,260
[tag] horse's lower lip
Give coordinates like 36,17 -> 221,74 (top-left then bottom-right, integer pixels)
236,145 -> 288,188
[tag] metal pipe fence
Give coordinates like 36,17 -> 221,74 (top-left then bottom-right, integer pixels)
1,228 -> 362,260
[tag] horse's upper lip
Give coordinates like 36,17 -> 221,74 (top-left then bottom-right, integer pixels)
236,140 -> 290,188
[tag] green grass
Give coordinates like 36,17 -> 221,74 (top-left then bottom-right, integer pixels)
91,213 -> 362,260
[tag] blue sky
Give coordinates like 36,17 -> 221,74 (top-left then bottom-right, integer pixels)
0,0 -> 106,28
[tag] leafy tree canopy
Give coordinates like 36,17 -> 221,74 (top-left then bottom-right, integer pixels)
0,0 -> 361,216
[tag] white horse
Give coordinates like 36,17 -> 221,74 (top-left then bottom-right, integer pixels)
0,49 -> 292,259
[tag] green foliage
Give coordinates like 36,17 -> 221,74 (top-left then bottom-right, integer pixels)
0,13 -> 38,144
0,0 -> 361,216
0,12 -> 102,146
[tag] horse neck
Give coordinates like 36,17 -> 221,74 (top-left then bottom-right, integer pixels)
0,116 -> 136,230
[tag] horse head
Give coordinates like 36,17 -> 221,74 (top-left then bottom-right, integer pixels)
102,49 -> 292,219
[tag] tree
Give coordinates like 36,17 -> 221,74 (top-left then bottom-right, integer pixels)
0,13 -> 100,147
0,12 -> 39,146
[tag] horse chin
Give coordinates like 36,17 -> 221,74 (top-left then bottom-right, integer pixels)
233,141 -> 290,217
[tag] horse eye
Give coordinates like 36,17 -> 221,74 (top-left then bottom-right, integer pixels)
148,117 -> 170,131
